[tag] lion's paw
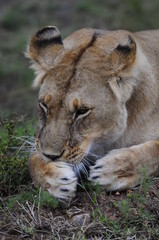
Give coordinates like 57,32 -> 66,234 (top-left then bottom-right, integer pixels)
42,162 -> 77,203
88,149 -> 139,191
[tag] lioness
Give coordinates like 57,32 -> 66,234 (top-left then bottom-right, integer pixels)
27,26 -> 159,202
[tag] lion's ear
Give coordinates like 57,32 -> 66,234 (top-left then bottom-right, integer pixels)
28,26 -> 63,70
108,36 -> 137,102
109,35 -> 136,71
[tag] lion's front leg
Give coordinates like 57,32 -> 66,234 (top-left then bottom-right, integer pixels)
89,141 -> 159,191
28,153 -> 77,202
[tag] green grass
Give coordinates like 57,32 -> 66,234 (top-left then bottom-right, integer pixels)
91,182 -> 158,239
0,115 -> 36,195
1,187 -> 58,211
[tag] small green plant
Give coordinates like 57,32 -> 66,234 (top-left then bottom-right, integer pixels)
38,189 -> 59,208
1,187 -> 58,211
0,115 -> 36,196
139,166 -> 153,195
119,199 -> 131,220
2,188 -> 36,210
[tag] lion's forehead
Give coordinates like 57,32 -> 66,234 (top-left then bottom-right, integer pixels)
40,76 -> 95,106
40,71 -> 111,117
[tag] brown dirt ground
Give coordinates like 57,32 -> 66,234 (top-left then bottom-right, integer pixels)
0,179 -> 159,239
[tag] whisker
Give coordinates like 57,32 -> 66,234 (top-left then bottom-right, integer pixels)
77,164 -> 82,180
19,136 -> 34,141
80,149 -> 101,159
88,151 -> 102,159
84,155 -> 94,161
88,152 -> 99,158
7,135 -> 36,156
81,162 -> 88,177
82,158 -> 91,167
73,163 -> 81,180
83,157 -> 95,167
12,135 -> 34,142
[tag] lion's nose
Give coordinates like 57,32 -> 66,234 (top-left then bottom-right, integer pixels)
42,153 -> 61,161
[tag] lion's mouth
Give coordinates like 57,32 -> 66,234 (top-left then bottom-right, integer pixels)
35,138 -> 99,178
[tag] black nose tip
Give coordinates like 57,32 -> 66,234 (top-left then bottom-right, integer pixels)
42,153 -> 60,161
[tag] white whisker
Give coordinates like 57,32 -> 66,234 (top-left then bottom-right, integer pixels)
83,156 -> 96,164
81,162 -> 88,177
77,163 -> 82,180
8,135 -> 36,156
82,158 -> 91,167
88,152 -> 101,159
12,135 -> 33,140
80,149 -> 101,160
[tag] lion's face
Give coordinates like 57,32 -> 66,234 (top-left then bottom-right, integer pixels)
36,68 -> 126,164
28,26 -> 136,171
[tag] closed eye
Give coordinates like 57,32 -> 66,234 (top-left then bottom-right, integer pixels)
38,100 -> 48,114
74,108 -> 91,120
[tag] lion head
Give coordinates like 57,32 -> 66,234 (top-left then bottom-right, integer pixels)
28,26 -> 137,176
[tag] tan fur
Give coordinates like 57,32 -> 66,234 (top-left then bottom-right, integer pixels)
27,27 -> 159,201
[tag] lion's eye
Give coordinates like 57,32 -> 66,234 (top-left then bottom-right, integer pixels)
38,100 -> 48,114
74,108 -> 91,120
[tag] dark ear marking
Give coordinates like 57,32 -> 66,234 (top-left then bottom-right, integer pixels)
35,27 -> 63,48
35,26 -> 63,48
116,44 -> 131,55
109,34 -> 136,72
29,26 -> 64,70
35,36 -> 62,48
116,35 -> 135,55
